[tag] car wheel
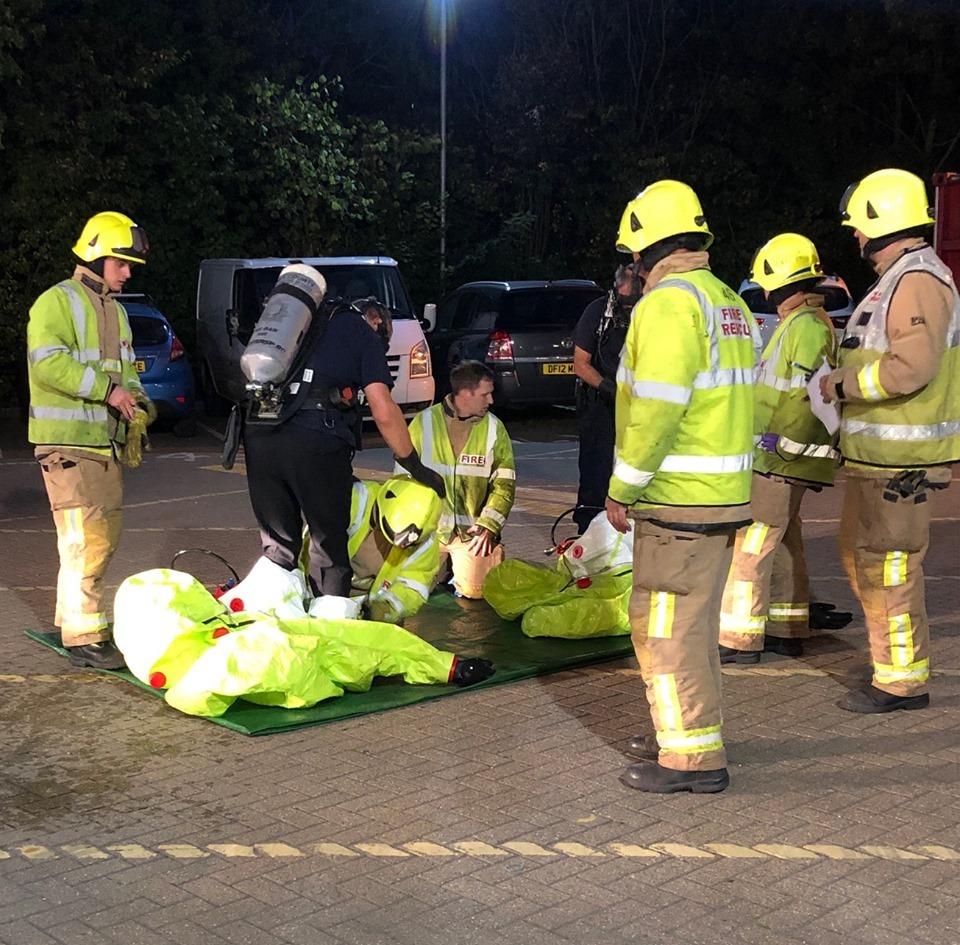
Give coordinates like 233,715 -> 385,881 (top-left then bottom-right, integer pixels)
173,415 -> 197,438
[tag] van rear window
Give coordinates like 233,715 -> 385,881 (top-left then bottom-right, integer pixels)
237,265 -> 414,338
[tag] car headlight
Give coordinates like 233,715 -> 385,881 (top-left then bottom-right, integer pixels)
409,339 -> 431,378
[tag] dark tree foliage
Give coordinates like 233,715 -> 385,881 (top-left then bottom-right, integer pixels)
2,0 -> 960,405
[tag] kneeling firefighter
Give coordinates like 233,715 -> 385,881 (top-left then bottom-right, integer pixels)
233,265 -> 445,598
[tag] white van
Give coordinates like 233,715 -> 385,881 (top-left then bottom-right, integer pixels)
196,256 -> 435,414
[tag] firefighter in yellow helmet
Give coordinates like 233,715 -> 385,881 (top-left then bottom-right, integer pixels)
607,180 -> 759,793
820,169 -> 960,712
27,211 -> 154,669
718,234 -> 839,664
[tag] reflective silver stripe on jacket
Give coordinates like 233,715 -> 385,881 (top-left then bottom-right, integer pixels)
30,404 -> 109,422
58,281 -> 88,350
843,247 -> 960,353
617,364 -> 692,405
658,452 -> 752,474
841,417 -> 960,441
774,435 -> 838,459
76,366 -> 98,398
29,344 -> 70,364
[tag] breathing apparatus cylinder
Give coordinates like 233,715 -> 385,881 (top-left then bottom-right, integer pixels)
240,264 -> 328,389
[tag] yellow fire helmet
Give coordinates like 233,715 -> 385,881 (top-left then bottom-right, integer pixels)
376,475 -> 441,549
839,168 -> 934,239
615,180 -> 714,254
749,233 -> 824,292
72,211 -> 149,264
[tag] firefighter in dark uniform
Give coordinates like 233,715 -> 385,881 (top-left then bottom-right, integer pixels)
244,296 -> 443,597
572,262 -> 642,533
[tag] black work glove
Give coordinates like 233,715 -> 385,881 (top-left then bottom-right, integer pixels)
598,377 -> 616,403
809,601 -> 853,631
395,449 -> 446,500
451,656 -> 495,687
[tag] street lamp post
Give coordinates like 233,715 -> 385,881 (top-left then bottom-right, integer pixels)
439,0 -> 447,287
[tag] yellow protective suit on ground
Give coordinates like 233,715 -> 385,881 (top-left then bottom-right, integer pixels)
113,569 -> 456,717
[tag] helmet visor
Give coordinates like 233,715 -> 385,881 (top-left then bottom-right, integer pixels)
838,181 -> 858,222
114,225 -> 149,263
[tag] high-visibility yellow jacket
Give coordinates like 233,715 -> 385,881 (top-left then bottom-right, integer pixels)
406,403 -> 516,542
838,246 -> 960,469
349,480 -> 440,624
609,266 -> 758,512
754,296 -> 838,485
27,272 -> 143,448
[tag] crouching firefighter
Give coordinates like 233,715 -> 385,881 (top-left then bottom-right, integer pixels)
235,264 -> 445,597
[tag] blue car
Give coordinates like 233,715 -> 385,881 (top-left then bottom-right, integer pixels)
118,294 -> 197,437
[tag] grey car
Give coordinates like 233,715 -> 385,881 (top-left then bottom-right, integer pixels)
426,280 -> 604,407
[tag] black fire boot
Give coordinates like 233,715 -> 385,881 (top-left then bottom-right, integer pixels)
66,641 -> 126,670
625,733 -> 658,761
838,684 -> 929,714
719,645 -> 761,665
764,636 -> 804,658
620,761 -> 729,794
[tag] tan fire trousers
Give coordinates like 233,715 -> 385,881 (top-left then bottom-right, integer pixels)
38,451 -> 123,646
838,476 -> 933,697
441,536 -> 505,599
720,474 -> 811,651
630,520 -> 735,772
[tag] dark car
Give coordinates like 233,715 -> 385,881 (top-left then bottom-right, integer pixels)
118,294 -> 197,437
426,280 -> 604,407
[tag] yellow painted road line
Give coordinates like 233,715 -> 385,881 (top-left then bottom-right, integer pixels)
311,842 -> 359,857
650,843 -> 715,858
609,844 -> 659,858
705,843 -> 768,859
354,843 -> 410,857
0,840 -> 958,863
554,842 -> 604,857
404,842 -> 457,857
859,845 -> 928,861
803,844 -> 872,860
453,841 -> 509,857
753,844 -> 820,860
502,841 -> 556,856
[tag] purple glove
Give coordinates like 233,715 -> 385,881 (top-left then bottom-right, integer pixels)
758,433 -> 779,453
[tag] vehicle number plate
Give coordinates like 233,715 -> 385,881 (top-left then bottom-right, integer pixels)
541,362 -> 573,375
135,360 -> 146,372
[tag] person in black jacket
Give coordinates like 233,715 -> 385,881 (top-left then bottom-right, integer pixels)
571,262 -> 641,533
244,298 -> 442,598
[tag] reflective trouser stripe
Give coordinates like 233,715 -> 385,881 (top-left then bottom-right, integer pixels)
720,580 -> 766,635
632,522 -> 730,770
741,522 -> 769,556
652,674 -> 683,733
55,508 -> 110,641
656,725 -> 724,755
846,477 -> 931,697
648,592 -> 675,639
768,603 -> 809,622
883,551 -> 908,587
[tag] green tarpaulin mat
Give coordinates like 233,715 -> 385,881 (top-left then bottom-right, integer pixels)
26,592 -> 633,735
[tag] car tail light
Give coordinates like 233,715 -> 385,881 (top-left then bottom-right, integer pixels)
170,334 -> 185,361
409,339 -> 431,378
486,330 -> 514,362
